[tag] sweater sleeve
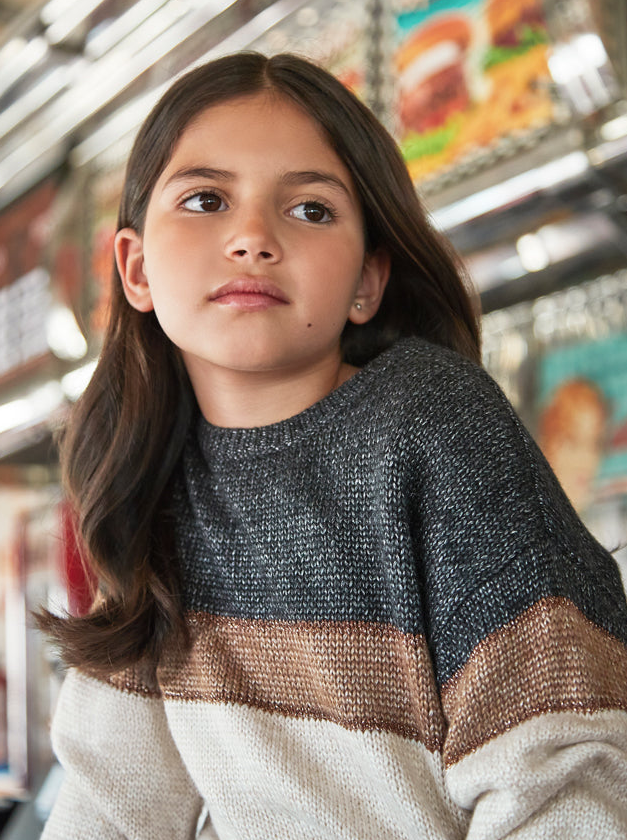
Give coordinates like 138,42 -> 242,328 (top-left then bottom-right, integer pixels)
42,666 -> 205,840
409,352 -> 627,838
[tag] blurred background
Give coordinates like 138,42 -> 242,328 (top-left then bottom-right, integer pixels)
0,0 -> 626,834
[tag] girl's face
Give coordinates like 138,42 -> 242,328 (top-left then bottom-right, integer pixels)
115,92 -> 389,396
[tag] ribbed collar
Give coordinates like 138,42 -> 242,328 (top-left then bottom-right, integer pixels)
195,338 -> 415,461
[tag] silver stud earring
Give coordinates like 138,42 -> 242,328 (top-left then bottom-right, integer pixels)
354,302 -> 363,311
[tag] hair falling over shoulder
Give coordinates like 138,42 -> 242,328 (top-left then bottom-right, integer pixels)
37,292 -> 196,675
37,52 -> 481,676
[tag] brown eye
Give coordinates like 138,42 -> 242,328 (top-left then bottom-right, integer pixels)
304,203 -> 326,222
183,192 -> 226,213
290,202 -> 332,223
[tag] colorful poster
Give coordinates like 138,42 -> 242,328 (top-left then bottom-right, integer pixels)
393,0 -> 555,182
537,334 -> 627,513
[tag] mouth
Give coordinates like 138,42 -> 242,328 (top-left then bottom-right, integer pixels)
209,277 -> 289,310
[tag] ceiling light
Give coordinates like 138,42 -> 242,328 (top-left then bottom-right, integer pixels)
600,114 -> 627,142
45,0 -> 107,44
61,361 -> 97,400
0,66 -> 69,138
516,234 -> 550,273
194,0 -> 310,61
46,305 -> 88,361
0,37 -> 48,93
0,382 -> 64,435
71,86 -> 162,165
41,0 -> 82,24
432,152 -> 589,230
572,32 -> 609,69
85,0 -> 170,59
0,36 -> 27,64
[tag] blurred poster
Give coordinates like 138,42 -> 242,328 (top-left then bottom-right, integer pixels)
537,334 -> 627,514
46,171 -> 90,347
87,164 -> 125,339
393,0 -> 555,182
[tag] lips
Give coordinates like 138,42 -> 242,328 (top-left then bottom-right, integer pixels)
209,277 -> 289,305
209,277 -> 289,303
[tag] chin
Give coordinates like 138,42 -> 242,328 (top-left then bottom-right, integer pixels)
214,347 -> 290,375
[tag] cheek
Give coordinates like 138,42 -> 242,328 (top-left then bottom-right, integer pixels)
142,227 -> 199,285
319,234 -> 365,279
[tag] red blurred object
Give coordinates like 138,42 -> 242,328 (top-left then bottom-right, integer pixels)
61,502 -> 96,616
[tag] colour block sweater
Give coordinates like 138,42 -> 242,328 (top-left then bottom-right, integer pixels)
44,337 -> 627,840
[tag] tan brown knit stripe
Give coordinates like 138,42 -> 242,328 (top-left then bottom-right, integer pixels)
157,613 -> 445,752
441,596 -> 627,767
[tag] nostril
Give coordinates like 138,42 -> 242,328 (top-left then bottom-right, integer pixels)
229,247 -> 276,259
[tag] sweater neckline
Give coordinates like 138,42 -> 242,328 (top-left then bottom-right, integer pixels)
195,339 -> 411,460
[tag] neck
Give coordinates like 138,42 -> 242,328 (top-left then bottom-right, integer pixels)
186,356 -> 359,429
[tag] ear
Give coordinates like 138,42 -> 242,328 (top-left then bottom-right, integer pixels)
114,227 -> 154,313
349,248 -> 391,325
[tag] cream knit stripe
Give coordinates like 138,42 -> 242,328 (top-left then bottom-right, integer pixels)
42,779 -> 125,840
42,669 -> 204,840
445,708 -> 627,840
163,698 -> 469,840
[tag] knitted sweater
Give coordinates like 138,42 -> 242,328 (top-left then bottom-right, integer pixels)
44,337 -> 627,840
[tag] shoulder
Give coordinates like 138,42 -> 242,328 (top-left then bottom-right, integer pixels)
377,339 -> 621,592
366,337 -> 519,446
377,338 -> 556,528
386,343 -> 627,681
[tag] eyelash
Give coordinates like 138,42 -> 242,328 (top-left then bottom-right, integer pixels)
179,190 -> 337,224
180,190 -> 227,213
289,200 -> 336,224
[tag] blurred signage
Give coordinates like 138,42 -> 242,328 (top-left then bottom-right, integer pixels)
0,181 -> 57,382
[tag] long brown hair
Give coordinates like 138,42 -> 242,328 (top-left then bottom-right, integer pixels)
38,52 -> 481,675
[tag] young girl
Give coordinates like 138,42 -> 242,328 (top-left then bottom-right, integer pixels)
40,52 -> 627,839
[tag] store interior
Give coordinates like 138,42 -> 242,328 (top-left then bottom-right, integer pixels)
0,0 -> 626,835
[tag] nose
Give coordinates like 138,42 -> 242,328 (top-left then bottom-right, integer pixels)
225,209 -> 282,263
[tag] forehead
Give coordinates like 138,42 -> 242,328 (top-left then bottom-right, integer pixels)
164,91 -> 350,176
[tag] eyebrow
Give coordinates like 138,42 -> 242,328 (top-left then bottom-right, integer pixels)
163,167 -> 231,188
278,170 -> 353,199
163,166 -> 353,200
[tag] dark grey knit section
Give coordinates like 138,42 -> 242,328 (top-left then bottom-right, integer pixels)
173,337 -> 627,686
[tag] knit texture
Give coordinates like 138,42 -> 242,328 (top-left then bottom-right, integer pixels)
43,337 -> 627,839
